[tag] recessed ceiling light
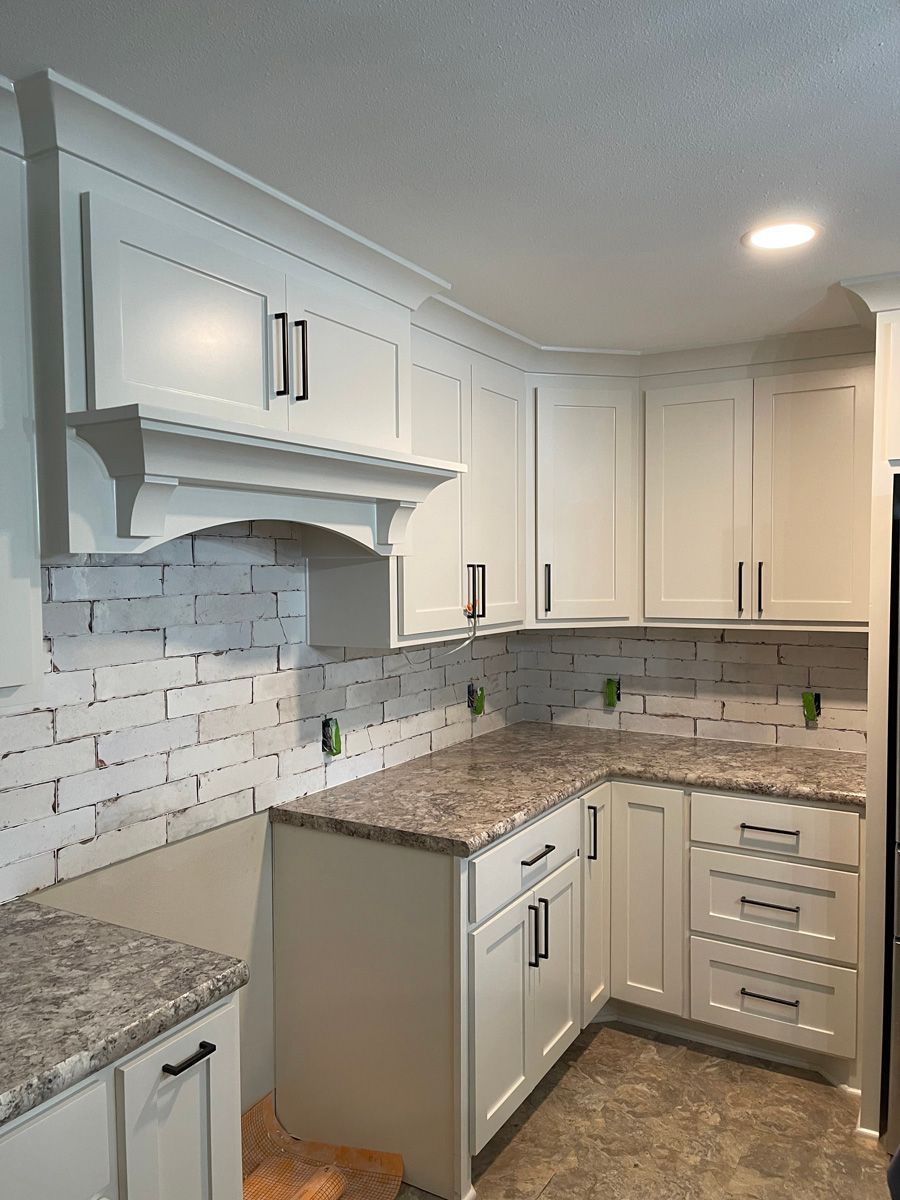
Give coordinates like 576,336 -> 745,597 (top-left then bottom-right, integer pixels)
742,222 -> 820,250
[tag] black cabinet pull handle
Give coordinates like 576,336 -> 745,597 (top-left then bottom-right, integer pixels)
521,843 -> 555,868
757,561 -> 764,617
466,563 -> 477,614
528,904 -> 540,968
544,563 -> 552,614
740,987 -> 799,1009
293,318 -> 309,401
740,895 -> 801,915
740,821 -> 800,838
538,897 -> 550,960
587,805 -> 599,861
477,564 -> 486,619
162,1040 -> 216,1077
274,312 -> 289,397
737,561 -> 744,616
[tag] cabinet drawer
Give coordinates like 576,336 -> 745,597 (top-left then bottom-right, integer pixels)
690,937 -> 857,1058
0,1079 -> 114,1200
691,791 -> 859,867
469,799 -> 580,926
690,848 -> 858,964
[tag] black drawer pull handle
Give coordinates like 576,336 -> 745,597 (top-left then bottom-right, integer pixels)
587,805 -> 599,861
521,844 -> 555,867
274,312 -> 289,397
528,903 -> 540,968
293,318 -> 309,402
740,822 -> 800,838
162,1040 -> 217,1077
740,895 -> 801,915
538,896 -> 550,960
740,987 -> 799,1009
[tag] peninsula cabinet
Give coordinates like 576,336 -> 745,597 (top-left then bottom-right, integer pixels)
644,364 -> 873,624
535,376 -> 639,623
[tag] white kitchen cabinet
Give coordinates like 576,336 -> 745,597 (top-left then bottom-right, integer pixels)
535,377 -> 639,622
581,784 -> 612,1025
286,264 -> 412,454
644,379 -> 754,621
0,102 -> 43,696
610,783 -> 686,1016
81,192 -> 290,429
467,355 -> 526,627
752,368 -> 873,623
399,330 -> 472,637
470,854 -> 581,1154
0,997 -> 242,1200
116,1000 -> 242,1200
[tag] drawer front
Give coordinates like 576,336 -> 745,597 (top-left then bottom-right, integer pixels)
469,799 -> 580,926
690,791 -> 859,867
0,1078 -> 114,1199
690,937 -> 857,1058
690,848 -> 858,964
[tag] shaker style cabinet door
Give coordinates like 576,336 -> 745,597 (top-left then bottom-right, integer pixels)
610,783 -> 686,1016
467,355 -> 526,627
528,856 -> 582,1079
536,377 -> 638,621
644,379 -> 753,620
752,368 -> 873,623
116,1002 -> 242,1200
469,895 -> 533,1154
286,263 -> 412,454
81,193 -> 289,428
582,784 -> 612,1025
399,329 -> 471,637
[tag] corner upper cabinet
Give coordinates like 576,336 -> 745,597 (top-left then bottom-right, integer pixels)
644,379 -> 754,621
752,368 -> 873,623
536,376 -> 639,622
81,193 -> 290,428
467,355 -> 526,627
286,263 -> 412,454
398,330 -> 471,637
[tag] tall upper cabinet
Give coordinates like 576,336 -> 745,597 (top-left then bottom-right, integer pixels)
0,78 -> 43,697
644,365 -> 873,625
535,376 -> 639,623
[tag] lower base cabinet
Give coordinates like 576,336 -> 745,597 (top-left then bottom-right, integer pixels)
0,997 -> 242,1200
470,854 -> 581,1153
581,784 -> 611,1025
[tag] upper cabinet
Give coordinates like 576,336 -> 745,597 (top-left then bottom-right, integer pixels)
468,357 -> 526,628
644,365 -> 873,625
753,369 -> 873,623
644,379 -> 754,622
82,192 -> 290,429
535,376 -> 639,623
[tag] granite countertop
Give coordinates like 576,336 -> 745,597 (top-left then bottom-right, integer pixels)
271,723 -> 867,857
0,899 -> 248,1129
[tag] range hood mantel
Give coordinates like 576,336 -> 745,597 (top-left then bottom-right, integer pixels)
69,405 -> 464,555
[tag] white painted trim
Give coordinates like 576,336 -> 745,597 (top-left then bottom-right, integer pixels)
843,273 -> 900,315
0,76 -> 24,156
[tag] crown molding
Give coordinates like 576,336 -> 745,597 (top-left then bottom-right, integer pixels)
842,274 -> 900,315
0,76 -> 24,157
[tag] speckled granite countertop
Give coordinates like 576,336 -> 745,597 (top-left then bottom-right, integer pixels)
0,899 -> 248,1129
271,723 -> 866,857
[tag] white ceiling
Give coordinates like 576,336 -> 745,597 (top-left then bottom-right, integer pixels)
2,0 -> 898,352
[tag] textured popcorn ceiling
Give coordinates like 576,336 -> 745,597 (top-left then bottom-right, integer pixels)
1,0 -> 899,350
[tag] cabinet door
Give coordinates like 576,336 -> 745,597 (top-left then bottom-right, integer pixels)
582,784 -> 611,1025
536,378 -> 638,621
752,368 -> 873,622
469,895 -> 533,1154
0,151 -> 42,691
530,855 -> 582,1079
82,193 -> 289,428
467,355 -> 526,627
287,265 -> 411,454
644,380 -> 753,620
610,783 -> 685,1016
116,1002 -> 241,1200
399,330 -> 471,637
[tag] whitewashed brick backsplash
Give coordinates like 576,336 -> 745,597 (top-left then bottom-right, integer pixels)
0,523 -> 867,903
512,626 -> 867,751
